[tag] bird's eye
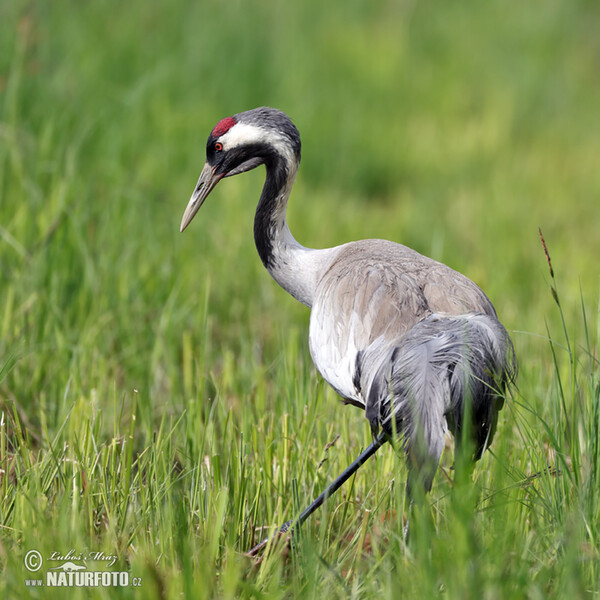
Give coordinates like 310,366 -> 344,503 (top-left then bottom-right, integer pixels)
214,142 -> 223,152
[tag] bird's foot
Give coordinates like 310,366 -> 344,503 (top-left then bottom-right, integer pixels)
245,519 -> 294,558
403,516 -> 410,544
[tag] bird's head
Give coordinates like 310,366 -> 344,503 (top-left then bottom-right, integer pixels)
180,107 -> 301,232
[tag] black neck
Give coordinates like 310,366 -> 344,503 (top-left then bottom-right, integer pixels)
253,155 -> 295,269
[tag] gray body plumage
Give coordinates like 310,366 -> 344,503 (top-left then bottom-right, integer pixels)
181,107 -> 517,497
309,239 -> 515,492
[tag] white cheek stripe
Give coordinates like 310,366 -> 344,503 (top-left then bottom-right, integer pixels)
218,123 -> 295,165
219,123 -> 266,149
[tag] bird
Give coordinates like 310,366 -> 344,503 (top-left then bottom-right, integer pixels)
180,107 -> 516,552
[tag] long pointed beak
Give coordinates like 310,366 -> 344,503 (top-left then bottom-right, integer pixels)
180,162 -> 223,232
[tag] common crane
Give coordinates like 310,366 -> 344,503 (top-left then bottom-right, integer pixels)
180,107 -> 516,553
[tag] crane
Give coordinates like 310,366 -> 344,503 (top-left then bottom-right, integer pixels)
180,107 -> 516,553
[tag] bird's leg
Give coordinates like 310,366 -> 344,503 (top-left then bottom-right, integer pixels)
402,445 -> 440,545
403,499 -> 413,543
246,434 -> 388,557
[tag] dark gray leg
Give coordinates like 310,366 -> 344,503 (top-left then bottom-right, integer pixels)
246,434 -> 388,556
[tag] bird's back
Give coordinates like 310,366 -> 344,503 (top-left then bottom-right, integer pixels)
308,238 -> 501,402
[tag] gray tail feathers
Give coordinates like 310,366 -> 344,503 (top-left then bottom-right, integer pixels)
360,313 -> 516,492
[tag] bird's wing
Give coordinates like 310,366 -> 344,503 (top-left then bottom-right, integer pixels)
308,239 -> 496,403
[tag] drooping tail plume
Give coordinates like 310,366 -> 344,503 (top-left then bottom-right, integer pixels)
360,313 -> 517,493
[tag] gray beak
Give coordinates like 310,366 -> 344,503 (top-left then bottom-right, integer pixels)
180,162 -> 223,232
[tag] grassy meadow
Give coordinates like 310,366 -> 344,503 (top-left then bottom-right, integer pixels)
1,0 -> 600,597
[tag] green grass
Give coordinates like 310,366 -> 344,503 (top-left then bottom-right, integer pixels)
2,0 -> 600,597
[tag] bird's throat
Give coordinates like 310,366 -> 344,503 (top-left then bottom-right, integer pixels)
252,157 -> 320,307
253,157 -> 298,271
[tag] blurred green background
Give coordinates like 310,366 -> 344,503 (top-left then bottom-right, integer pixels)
1,0 -> 600,597
2,0 -> 599,412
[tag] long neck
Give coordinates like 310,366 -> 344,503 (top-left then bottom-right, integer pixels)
253,154 -> 323,307
253,154 -> 298,267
